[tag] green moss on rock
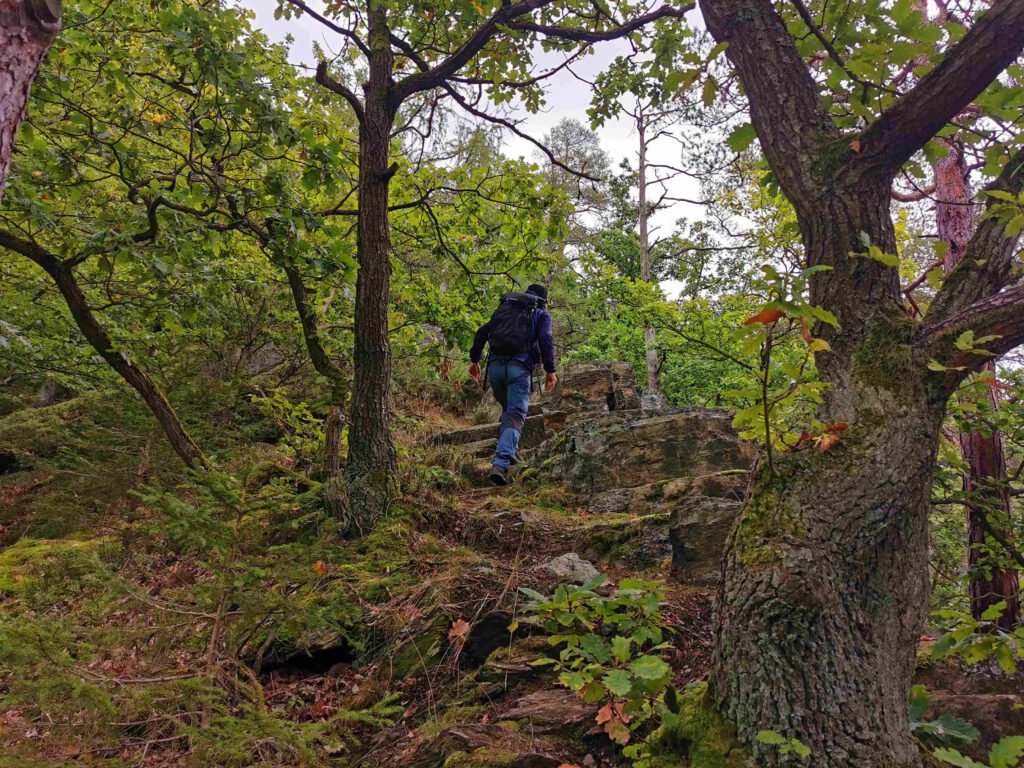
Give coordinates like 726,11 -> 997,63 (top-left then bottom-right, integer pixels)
644,683 -> 751,768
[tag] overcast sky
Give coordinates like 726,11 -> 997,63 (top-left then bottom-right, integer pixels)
245,0 -> 706,245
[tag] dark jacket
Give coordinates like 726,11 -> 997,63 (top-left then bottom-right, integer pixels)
470,308 -> 556,373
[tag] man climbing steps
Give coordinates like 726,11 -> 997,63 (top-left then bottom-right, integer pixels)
469,283 -> 558,486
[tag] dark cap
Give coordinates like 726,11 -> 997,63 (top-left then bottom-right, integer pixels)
526,283 -> 548,302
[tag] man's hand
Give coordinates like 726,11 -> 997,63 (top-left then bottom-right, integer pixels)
545,372 -> 558,392
469,362 -> 481,383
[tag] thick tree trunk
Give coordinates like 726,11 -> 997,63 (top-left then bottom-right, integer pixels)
709,183 -> 938,768
0,0 -> 60,203
345,4 -> 399,535
636,111 -> 664,406
933,142 -> 1021,629
50,263 -> 208,469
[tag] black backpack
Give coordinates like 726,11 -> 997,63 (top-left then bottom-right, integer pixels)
488,292 -> 540,357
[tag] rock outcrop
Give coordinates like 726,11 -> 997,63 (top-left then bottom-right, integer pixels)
434,361 -> 754,584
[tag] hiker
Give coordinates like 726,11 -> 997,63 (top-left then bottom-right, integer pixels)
469,283 -> 558,486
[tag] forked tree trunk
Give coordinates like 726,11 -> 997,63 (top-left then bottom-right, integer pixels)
0,0 -> 61,203
699,0 -> 1024,764
933,142 -> 1021,629
345,3 -> 399,534
709,186 -> 941,768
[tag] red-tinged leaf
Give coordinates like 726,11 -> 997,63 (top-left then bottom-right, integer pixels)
605,719 -> 632,745
800,319 -> 813,343
596,702 -> 614,725
744,308 -> 785,326
559,764 -> 582,768
448,619 -> 471,644
312,560 -> 328,575
850,139 -> 861,153
825,422 -> 848,432
817,432 -> 841,452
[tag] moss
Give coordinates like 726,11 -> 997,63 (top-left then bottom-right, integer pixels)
443,747 -> 519,767
730,464 -> 805,567
850,312 -> 919,404
390,620 -> 446,678
0,537 -> 111,595
645,683 -> 751,768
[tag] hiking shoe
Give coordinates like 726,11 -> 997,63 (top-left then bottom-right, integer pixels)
489,465 -> 510,486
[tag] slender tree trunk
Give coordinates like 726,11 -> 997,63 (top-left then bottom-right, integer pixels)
636,109 -> 664,405
49,261 -> 207,468
283,263 -> 348,481
345,3 -> 398,534
710,183 -> 938,768
0,0 -> 60,204
934,141 -> 1021,629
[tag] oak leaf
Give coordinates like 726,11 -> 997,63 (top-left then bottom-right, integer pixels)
744,308 -> 785,326
448,619 -> 471,644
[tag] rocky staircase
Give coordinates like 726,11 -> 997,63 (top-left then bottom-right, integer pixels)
432,361 -> 755,584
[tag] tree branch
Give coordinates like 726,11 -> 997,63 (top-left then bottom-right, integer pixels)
316,61 -> 365,123
918,283 -> 1024,391
854,0 -> 1024,175
284,0 -> 370,58
700,0 -> 839,207
926,147 -> 1024,323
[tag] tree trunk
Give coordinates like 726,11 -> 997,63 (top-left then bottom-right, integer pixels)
50,262 -> 208,469
636,109 -> 664,406
345,3 -> 399,535
709,184 -> 939,768
0,0 -> 60,204
282,263 -> 348,481
933,141 -> 1021,629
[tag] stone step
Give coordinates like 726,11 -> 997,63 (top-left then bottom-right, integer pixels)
432,412 -> 547,449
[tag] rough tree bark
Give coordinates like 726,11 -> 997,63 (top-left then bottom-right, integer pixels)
933,141 -> 1020,629
0,0 -> 61,203
698,0 -> 1024,765
344,3 -> 400,533
0,232 -> 209,469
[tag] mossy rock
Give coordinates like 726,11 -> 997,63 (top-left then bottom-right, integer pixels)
644,682 -> 752,768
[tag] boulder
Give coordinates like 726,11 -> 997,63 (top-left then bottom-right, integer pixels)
535,408 -> 753,495
538,553 -> 600,583
669,496 -> 743,586
542,361 -> 641,415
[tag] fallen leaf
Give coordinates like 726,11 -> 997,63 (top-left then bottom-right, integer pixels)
448,619 -> 471,644
312,560 -> 328,575
744,307 -> 785,326
825,422 -> 848,432
850,139 -> 862,153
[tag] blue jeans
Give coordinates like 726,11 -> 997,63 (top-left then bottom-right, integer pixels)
488,359 -> 531,469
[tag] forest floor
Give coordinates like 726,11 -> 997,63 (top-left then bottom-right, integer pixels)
0,373 -> 1020,767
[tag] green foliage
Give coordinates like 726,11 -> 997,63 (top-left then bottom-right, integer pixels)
521,577 -> 674,753
932,602 -> 1024,676
754,730 -> 812,761
934,736 -> 1024,768
910,685 -> 981,749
